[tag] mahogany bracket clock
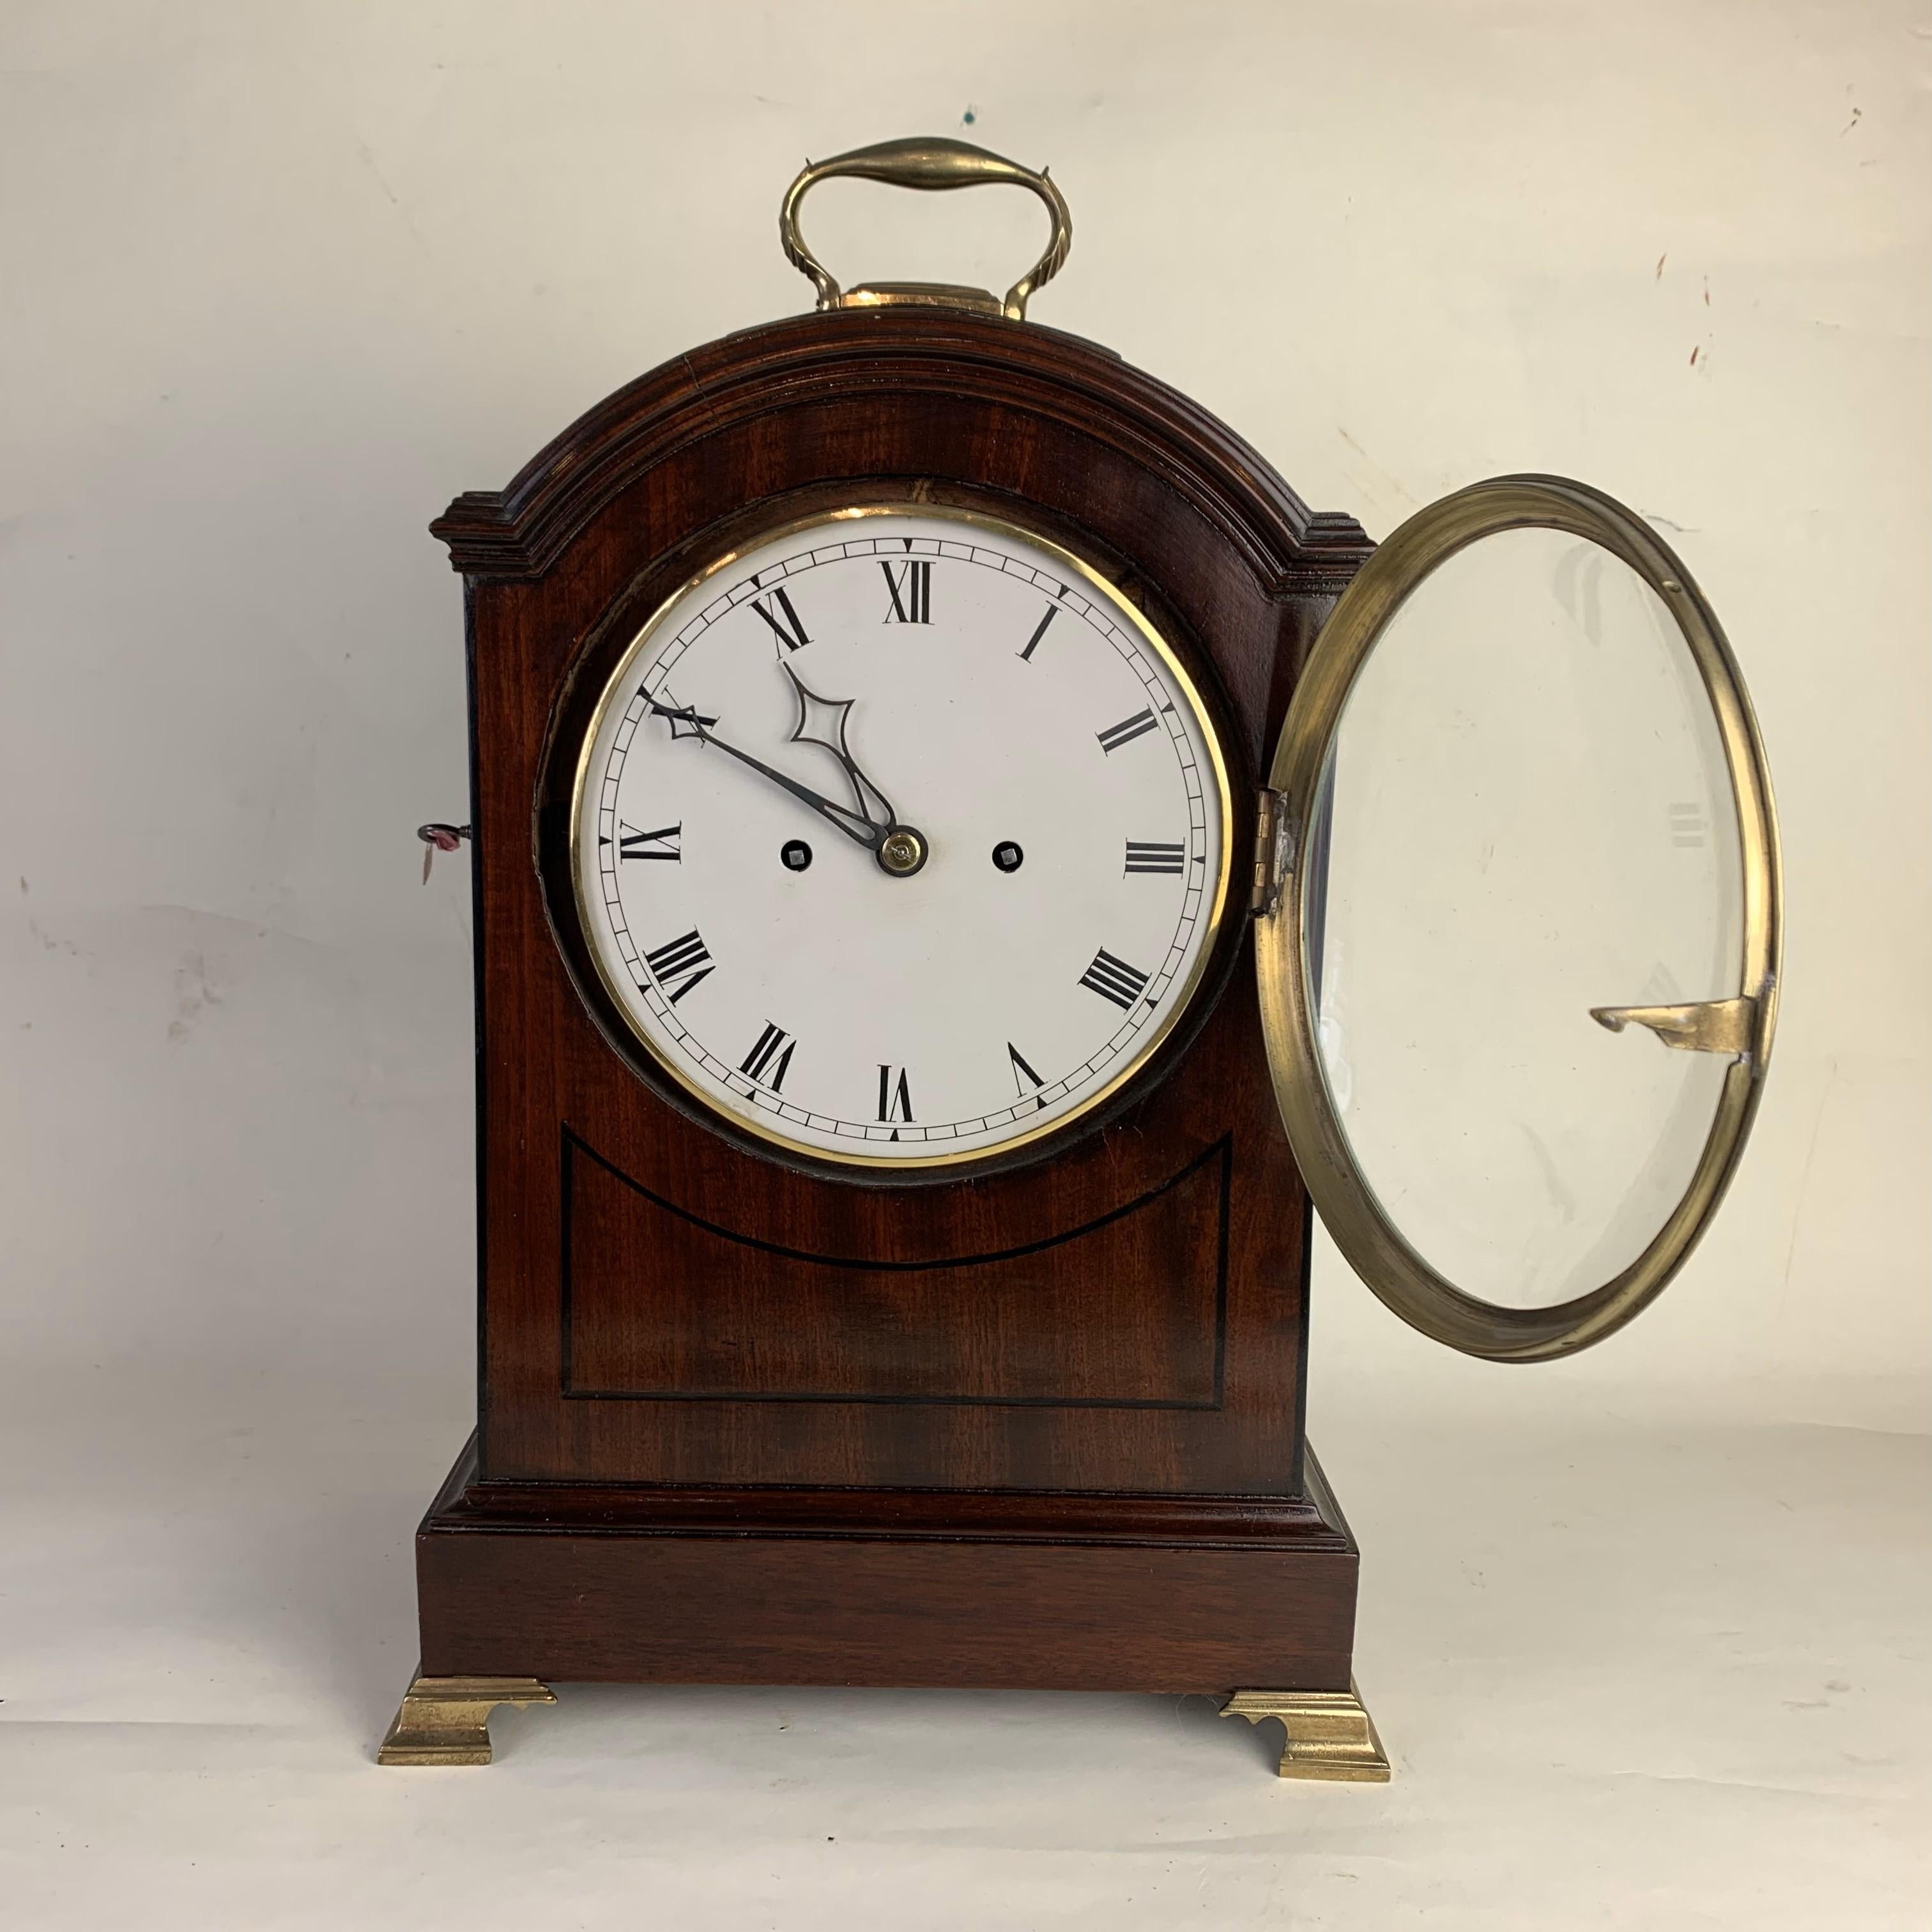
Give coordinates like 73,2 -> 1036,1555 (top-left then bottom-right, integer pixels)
382,139 -> 1782,1776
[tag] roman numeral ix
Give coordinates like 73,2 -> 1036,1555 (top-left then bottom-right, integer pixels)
1096,709 -> 1158,754
740,1022 -> 796,1092
1079,947 -> 1153,1011
882,560 -> 931,625
749,585 -> 809,653
1124,839 -> 1184,875
617,820 -> 681,862
643,928 -> 714,1005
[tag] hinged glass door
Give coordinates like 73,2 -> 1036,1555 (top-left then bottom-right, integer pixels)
1257,477 -> 1781,1360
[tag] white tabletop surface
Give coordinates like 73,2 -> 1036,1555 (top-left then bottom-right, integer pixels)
5,1361 -> 1924,1931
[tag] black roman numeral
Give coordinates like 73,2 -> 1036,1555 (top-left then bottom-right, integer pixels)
1096,709 -> 1158,754
881,560 -> 931,624
749,586 -> 809,653
617,820 -> 681,862
1124,839 -> 1184,875
740,1022 -> 795,1092
877,1064 -> 914,1123
643,928 -> 714,1004
1007,1042 -> 1045,1109
1018,605 -> 1059,662
1079,947 -> 1152,1011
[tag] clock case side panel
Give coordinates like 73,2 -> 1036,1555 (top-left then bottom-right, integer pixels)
441,309 -> 1372,1502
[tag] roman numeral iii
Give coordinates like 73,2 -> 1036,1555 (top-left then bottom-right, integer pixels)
1124,839 -> 1184,875
877,1064 -> 914,1123
881,560 -> 931,625
740,1022 -> 796,1092
617,820 -> 681,862
1079,947 -> 1152,1011
749,586 -> 809,652
643,928 -> 714,1004
1096,709 -> 1158,754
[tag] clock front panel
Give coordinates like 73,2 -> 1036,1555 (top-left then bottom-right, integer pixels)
464,310 -> 1365,1494
568,507 -> 1231,1172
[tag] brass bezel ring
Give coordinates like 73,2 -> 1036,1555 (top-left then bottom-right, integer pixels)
1255,475 -> 1782,1361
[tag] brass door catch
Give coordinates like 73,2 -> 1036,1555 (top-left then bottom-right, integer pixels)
1590,994 -> 1758,1055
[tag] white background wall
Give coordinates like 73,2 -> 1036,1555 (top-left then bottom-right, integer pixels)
3,10 -> 1926,1927
3,1 -> 1926,1444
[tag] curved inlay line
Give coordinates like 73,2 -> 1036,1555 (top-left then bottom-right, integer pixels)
561,1124 -> 1230,1273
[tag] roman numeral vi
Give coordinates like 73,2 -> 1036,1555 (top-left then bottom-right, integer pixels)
877,1064 -> 914,1123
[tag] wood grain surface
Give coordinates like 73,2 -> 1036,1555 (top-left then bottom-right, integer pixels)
413,305 -> 1374,1692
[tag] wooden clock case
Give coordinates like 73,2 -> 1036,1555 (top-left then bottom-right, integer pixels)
404,303 -> 1384,1738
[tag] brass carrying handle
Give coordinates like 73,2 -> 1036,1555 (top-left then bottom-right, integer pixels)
779,136 -> 1072,319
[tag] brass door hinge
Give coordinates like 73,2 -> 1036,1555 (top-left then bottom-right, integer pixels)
1250,789 -> 1291,918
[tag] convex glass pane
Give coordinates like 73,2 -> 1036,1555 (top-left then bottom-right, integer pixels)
1306,526 -> 1744,1310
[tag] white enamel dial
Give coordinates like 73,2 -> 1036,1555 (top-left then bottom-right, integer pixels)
569,506 -> 1231,1168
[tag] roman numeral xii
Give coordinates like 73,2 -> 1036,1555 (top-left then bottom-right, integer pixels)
881,560 -> 931,625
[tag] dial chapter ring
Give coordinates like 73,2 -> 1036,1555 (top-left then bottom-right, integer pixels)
564,503 -> 1236,1176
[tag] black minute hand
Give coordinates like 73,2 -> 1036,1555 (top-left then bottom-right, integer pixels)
647,699 -> 887,850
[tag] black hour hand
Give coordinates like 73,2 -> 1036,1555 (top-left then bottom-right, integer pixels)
781,666 -> 898,838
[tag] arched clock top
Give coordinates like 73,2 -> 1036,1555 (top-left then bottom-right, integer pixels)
429,307 -> 1371,594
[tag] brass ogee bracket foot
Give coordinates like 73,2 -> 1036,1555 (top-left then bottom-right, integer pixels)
378,1673 -> 556,1765
1221,1680 -> 1391,1781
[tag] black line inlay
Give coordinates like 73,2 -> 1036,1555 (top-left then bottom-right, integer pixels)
556,1126 -> 1233,1411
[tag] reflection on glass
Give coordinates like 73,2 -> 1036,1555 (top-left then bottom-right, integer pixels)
1308,527 -> 1744,1310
